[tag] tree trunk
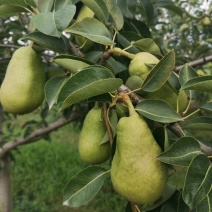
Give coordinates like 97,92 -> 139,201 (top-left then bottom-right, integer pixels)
0,154 -> 12,212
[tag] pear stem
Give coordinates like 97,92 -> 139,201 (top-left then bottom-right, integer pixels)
109,47 -> 135,60
119,93 -> 137,116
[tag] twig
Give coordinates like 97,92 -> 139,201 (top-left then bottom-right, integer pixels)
0,112 -> 81,158
0,44 -> 20,49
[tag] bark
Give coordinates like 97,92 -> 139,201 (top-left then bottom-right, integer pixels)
0,154 -> 12,212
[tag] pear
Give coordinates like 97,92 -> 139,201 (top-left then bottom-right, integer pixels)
0,45 -> 45,114
78,106 -> 110,164
125,75 -> 144,95
111,96 -> 168,205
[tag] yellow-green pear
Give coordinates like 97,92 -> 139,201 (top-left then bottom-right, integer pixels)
129,52 -> 159,79
75,5 -> 94,50
125,75 -> 144,95
111,96 -> 168,204
78,106 -> 110,164
0,45 -> 45,114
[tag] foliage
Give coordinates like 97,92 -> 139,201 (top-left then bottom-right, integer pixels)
0,0 -> 212,211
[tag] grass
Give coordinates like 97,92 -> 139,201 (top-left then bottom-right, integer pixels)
10,123 -> 125,212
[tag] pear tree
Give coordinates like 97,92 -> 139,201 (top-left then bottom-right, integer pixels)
0,0 -> 212,211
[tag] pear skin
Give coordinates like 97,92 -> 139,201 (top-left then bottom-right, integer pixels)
111,112 -> 168,205
78,107 -> 110,164
0,45 -> 45,114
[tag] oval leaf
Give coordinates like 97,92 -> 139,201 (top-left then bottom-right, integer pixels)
65,17 -> 114,45
200,101 -> 212,112
183,117 -> 212,131
136,99 -> 182,123
0,5 -> 26,18
57,66 -> 123,110
133,38 -> 163,56
196,191 -> 212,212
181,75 -> 212,93
0,0 -> 36,8
182,154 -> 212,209
22,32 -> 70,53
142,50 -> 175,92
63,166 -> 109,208
45,75 -> 69,109
157,137 -> 201,166
53,54 -> 94,73
81,0 -> 109,23
139,0 -> 154,25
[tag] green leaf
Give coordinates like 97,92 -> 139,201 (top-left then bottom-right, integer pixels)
81,0 -> 109,23
141,50 -> 175,92
158,137 -> 201,166
182,154 -> 212,209
138,0 -> 154,25
45,75 -> 69,109
200,102 -> 212,112
53,55 -> 94,73
63,166 -> 109,207
105,57 -> 127,75
117,0 -> 137,18
105,0 -> 124,31
196,191 -> 212,212
36,0 -> 54,12
0,0 -> 36,8
183,117 -> 212,131
0,5 -> 26,18
21,32 -> 70,53
181,75 -> 212,93
135,99 -> 182,123
31,4 -> 76,37
66,18 -> 114,45
57,66 -> 122,111
132,38 -> 163,56
155,0 -> 183,17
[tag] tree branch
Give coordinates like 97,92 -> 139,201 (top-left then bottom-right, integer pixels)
175,55 -> 212,72
0,112 -> 81,158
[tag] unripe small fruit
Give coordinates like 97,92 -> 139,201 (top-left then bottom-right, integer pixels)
129,52 -> 159,79
78,107 -> 110,164
202,16 -> 211,26
125,75 -> 144,95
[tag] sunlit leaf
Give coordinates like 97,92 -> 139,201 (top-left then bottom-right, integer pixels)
66,18 -> 114,45
182,154 -> 212,209
142,50 -> 175,92
31,4 -> 76,37
136,99 -> 182,123
158,137 -> 201,166
63,166 -> 109,207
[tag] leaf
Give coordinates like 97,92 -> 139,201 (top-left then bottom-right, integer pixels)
158,137 -> 201,166
0,5 -> 26,18
196,191 -> 212,212
141,50 -> 175,92
66,18 -> 114,45
182,154 -> 212,209
22,31 -> 70,53
0,0 -> 36,8
63,166 -> 109,207
117,0 -> 137,18
138,0 -> 154,25
181,75 -> 212,93
200,102 -> 212,112
44,75 -> 69,109
105,0 -> 124,31
132,38 -> 163,56
81,0 -> 109,23
136,99 -> 182,123
53,55 -> 94,73
57,66 -> 122,111
183,117 -> 212,131
36,0 -> 54,12
155,0 -> 183,17
105,57 -> 127,75
31,4 -> 76,37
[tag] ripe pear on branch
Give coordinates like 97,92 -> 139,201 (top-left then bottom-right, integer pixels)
78,104 -> 110,164
111,93 -> 168,205
0,44 -> 46,114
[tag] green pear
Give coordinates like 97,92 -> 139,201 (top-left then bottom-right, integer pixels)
129,52 -> 159,79
75,5 -> 94,50
78,106 -> 110,164
125,75 -> 144,95
0,45 -> 45,114
111,99 -> 168,205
